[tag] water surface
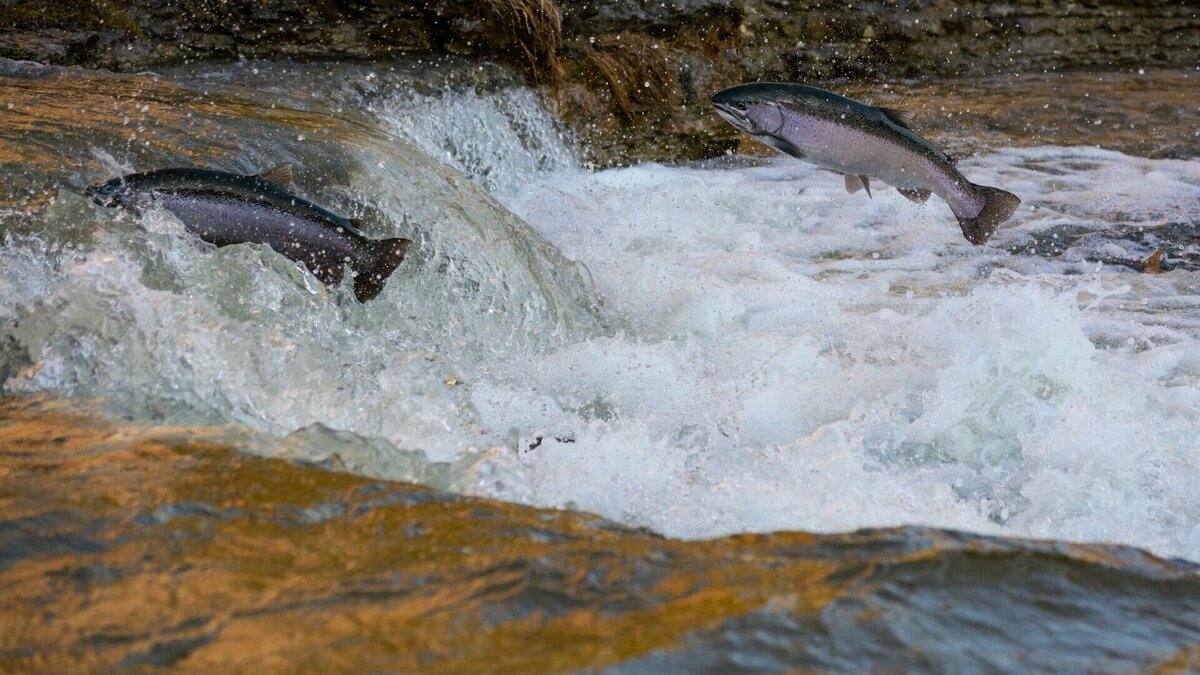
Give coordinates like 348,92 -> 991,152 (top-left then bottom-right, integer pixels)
3,57 -> 1200,670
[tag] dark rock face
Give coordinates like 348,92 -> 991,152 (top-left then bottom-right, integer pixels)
741,1 -> 1200,81
2,0 -> 1198,164
558,0 -> 743,36
0,1 -> 545,72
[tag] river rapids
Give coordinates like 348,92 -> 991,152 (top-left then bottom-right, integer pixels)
1,58 -> 1199,671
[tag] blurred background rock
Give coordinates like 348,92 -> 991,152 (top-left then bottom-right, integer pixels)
2,0 -> 1197,164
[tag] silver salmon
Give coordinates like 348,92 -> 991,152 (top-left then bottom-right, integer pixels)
711,82 -> 1020,244
87,166 -> 411,301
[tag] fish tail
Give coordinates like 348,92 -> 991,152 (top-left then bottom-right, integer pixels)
353,237 -> 412,302
956,185 -> 1021,245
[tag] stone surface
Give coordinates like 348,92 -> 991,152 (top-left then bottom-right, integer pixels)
2,0 -> 1198,166
2,395 -> 1199,671
0,1 -> 526,71
740,0 -> 1200,81
559,0 -> 743,36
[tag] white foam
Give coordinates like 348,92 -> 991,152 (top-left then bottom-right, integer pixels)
6,81 -> 1200,561
470,145 -> 1200,560
380,87 -> 578,195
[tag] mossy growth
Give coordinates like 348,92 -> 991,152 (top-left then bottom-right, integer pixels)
0,0 -> 142,37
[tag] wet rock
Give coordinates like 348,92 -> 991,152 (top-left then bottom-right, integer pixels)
2,396 -> 1199,672
740,0 -> 1200,82
0,1 -> 529,73
430,0 -> 564,84
559,0 -> 742,37
2,0 -> 1199,164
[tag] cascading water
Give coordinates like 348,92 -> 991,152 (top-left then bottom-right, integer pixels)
2,59 -> 1199,563
377,76 -> 1200,561
0,59 -> 608,481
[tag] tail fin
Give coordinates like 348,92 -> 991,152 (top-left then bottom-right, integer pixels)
957,185 -> 1021,245
353,237 -> 412,302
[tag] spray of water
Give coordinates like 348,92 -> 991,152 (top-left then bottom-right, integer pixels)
3,65 -> 1199,560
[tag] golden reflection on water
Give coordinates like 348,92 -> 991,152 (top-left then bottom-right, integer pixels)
0,67 -> 361,214
2,396 -> 1198,672
0,396 -> 840,671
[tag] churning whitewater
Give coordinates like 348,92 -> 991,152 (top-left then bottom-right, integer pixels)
389,87 -> 1200,560
3,72 -> 1199,562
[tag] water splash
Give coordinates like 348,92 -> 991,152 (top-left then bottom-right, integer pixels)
380,86 -> 579,193
0,63 -> 607,468
480,148 -> 1200,560
3,62 -> 1200,562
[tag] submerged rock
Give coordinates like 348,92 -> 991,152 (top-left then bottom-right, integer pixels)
2,395 -> 1198,671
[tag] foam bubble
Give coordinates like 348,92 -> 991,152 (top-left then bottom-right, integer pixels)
474,145 -> 1200,560
5,74 -> 1199,561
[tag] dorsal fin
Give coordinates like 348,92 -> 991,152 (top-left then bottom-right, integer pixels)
257,164 -> 295,190
1143,247 -> 1165,274
879,107 -> 915,130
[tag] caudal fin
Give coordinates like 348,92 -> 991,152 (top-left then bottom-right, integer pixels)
353,237 -> 412,302
956,185 -> 1021,245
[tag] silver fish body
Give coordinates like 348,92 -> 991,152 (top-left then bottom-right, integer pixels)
711,82 -> 1020,244
87,167 -> 411,301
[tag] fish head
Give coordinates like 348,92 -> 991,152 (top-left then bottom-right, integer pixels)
85,177 -> 130,209
85,176 -> 152,211
711,85 -> 787,138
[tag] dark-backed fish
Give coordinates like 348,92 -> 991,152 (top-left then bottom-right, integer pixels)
711,82 -> 1020,244
87,166 -> 411,301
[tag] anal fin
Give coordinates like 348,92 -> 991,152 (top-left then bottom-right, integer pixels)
844,174 -> 872,198
897,187 -> 931,204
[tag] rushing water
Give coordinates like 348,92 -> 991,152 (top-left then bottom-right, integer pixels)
478,146 -> 1200,558
5,396 -> 1198,672
3,58 -> 1200,671
2,59 -> 1199,568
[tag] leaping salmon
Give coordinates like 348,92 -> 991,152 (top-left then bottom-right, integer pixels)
711,82 -> 1020,244
87,166 -> 411,301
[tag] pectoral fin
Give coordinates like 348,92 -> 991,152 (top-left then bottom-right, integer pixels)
759,135 -> 806,160
844,174 -> 872,198
897,187 -> 931,203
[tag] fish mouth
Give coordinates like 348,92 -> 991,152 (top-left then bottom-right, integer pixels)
712,101 -> 752,133
87,192 -> 120,209
85,181 -> 122,208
